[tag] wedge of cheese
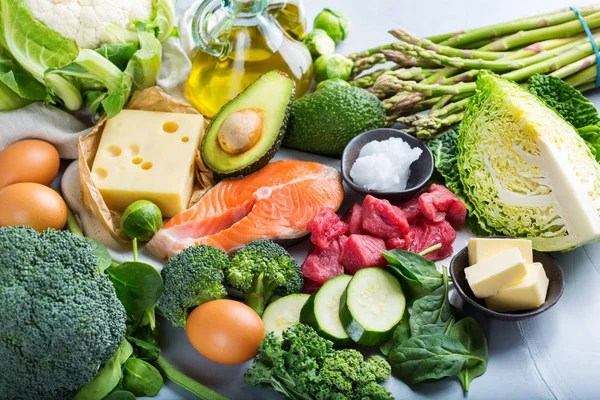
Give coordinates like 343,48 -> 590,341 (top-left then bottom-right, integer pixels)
464,247 -> 527,298
468,238 -> 533,265
485,262 -> 549,312
91,110 -> 204,217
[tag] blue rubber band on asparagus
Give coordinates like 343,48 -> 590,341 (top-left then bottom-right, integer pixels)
570,6 -> 600,88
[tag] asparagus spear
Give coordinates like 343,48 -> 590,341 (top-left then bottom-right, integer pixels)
479,11 -> 600,51
438,6 -> 600,48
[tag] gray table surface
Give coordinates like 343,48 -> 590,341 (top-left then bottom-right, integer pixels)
147,1 -> 600,399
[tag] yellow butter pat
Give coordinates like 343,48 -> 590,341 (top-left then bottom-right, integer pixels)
91,110 -> 204,218
485,262 -> 549,312
468,238 -> 533,265
464,247 -> 527,298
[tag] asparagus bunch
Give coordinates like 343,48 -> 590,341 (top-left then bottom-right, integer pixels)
349,4 -> 600,139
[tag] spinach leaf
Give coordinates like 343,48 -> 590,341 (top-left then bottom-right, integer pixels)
383,249 -> 443,291
417,315 -> 455,336
122,358 -> 164,397
72,340 -> 133,400
380,312 -> 411,356
449,317 -> 488,392
107,261 -> 163,318
388,334 -> 484,384
104,391 -> 136,400
85,237 -> 113,272
409,267 -> 454,336
127,335 -> 161,361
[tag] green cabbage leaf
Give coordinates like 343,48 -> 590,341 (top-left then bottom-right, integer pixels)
458,72 -> 600,251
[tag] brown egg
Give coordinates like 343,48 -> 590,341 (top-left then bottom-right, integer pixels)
0,183 -> 68,231
186,299 -> 265,364
0,140 -> 60,190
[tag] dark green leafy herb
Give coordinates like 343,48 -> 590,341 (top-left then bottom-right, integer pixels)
388,334 -> 484,384
104,391 -> 136,400
382,249 -> 443,291
409,267 -> 454,336
106,261 -> 164,318
379,312 -> 411,356
449,317 -> 488,392
122,358 -> 163,396
85,237 -> 113,272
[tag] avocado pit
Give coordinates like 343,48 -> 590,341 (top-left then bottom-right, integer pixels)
217,109 -> 263,155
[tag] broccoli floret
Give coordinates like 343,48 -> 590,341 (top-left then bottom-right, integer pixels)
158,245 -> 229,327
245,324 -> 392,400
0,227 -> 127,400
226,240 -> 303,316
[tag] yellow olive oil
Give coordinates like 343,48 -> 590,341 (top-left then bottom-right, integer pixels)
268,1 -> 307,40
185,23 -> 313,119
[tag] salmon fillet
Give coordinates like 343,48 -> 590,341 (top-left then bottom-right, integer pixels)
147,160 -> 344,259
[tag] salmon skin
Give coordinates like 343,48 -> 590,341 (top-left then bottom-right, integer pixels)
147,160 -> 345,259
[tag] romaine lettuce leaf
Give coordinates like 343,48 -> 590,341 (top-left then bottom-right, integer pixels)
459,72 -> 600,251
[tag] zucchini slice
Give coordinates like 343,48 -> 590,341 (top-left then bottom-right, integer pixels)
300,274 -> 352,345
340,268 -> 406,346
263,294 -> 310,337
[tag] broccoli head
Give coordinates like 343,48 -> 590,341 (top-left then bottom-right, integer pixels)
0,227 -> 127,400
158,245 -> 229,327
226,240 -> 303,316
245,324 -> 392,400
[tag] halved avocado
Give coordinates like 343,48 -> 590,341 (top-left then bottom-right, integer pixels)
201,71 -> 296,179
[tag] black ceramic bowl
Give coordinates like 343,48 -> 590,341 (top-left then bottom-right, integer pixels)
450,241 -> 565,321
341,128 -> 434,202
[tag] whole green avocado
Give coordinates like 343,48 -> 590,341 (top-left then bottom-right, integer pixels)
283,79 -> 385,157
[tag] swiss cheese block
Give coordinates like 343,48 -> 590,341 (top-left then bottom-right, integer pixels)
464,247 -> 527,298
485,262 -> 549,312
468,238 -> 533,265
91,110 -> 204,217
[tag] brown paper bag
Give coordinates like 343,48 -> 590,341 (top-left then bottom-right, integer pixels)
78,87 -> 214,247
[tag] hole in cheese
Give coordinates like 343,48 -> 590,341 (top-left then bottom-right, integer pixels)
182,136 -> 190,143
132,157 -> 143,165
128,144 -> 140,156
107,145 -> 122,157
141,162 -> 153,170
93,168 -> 108,180
163,122 -> 179,133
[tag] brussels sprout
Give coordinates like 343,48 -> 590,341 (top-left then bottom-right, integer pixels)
314,54 -> 353,82
315,78 -> 350,91
313,8 -> 350,43
120,200 -> 163,241
303,29 -> 335,59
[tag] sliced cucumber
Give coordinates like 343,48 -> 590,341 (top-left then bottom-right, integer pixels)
340,268 -> 406,346
263,294 -> 310,337
300,274 -> 352,345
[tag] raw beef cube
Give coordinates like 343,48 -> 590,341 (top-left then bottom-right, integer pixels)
340,234 -> 387,274
301,236 -> 347,284
418,184 -> 467,229
361,195 -> 410,239
307,208 -> 348,249
396,196 -> 424,225
342,203 -> 364,235
386,231 -> 416,251
301,278 -> 322,294
408,220 -> 456,261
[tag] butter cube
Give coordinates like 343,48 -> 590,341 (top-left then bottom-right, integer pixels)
468,238 -> 533,265
91,110 -> 204,218
464,247 -> 527,298
485,263 -> 549,312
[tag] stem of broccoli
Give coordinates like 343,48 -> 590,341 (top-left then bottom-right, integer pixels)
155,355 -> 229,400
244,273 -> 279,317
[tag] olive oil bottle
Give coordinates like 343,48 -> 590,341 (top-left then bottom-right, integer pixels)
186,0 -> 313,119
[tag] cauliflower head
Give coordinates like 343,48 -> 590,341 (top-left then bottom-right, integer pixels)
26,0 -> 153,49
